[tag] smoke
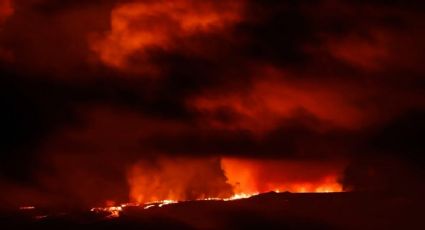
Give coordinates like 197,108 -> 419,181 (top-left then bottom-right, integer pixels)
90,0 -> 244,75
221,158 -> 344,194
128,157 -> 232,203
126,156 -> 346,204
341,110 -> 425,192
189,67 -> 370,134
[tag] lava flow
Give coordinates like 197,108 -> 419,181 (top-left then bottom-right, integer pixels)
90,189 -> 343,218
90,192 -> 258,218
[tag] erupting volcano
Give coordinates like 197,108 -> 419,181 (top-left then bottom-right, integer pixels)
126,157 -> 344,205
88,157 -> 345,219
1,0 -> 424,229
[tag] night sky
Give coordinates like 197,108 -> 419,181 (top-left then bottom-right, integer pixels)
0,0 -> 424,208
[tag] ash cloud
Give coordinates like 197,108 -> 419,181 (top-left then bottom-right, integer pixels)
0,0 -> 424,207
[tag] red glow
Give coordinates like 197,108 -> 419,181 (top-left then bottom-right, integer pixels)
0,0 -> 13,24
127,156 -> 345,205
127,157 -> 232,203
326,30 -> 390,71
221,158 -> 344,194
91,0 -> 244,73
190,68 -> 367,133
90,157 -> 345,218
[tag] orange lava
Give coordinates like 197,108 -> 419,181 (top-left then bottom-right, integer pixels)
91,206 -> 123,218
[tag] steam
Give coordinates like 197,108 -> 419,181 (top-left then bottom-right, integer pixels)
128,157 -> 232,203
221,158 -> 344,194
127,156 -> 345,204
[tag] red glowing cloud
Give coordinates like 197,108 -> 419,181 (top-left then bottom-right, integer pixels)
90,0 -> 244,74
0,0 -> 13,24
190,67 -> 368,134
325,30 -> 391,71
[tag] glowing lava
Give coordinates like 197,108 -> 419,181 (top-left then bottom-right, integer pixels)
90,192 -> 260,217
90,206 -> 123,218
90,189 -> 343,218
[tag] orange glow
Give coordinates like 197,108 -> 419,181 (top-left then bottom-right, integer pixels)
127,157 -> 233,204
221,158 -> 344,194
90,157 -> 344,218
91,206 -> 123,218
128,156 -> 343,203
91,0 -> 244,73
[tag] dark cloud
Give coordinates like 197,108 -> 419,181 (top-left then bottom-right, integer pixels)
0,71 -> 75,182
340,109 -> 425,192
370,110 -> 425,160
146,114 -> 356,159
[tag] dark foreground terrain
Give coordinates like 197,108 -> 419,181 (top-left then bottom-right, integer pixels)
1,192 -> 423,229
